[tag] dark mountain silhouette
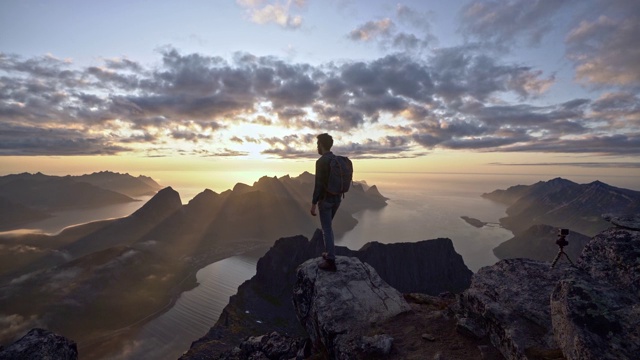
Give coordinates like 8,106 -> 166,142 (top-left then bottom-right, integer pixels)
493,224 -> 591,261
0,172 -> 387,358
62,187 -> 184,258
72,171 -> 162,197
0,187 -> 182,280
482,178 -> 640,236
0,175 -> 135,211
0,171 -> 164,231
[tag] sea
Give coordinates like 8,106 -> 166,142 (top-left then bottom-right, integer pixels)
4,172 -> 639,359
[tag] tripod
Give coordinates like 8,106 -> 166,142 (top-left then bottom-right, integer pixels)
550,232 -> 574,268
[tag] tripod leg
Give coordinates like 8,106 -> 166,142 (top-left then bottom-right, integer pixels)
551,251 -> 563,268
561,251 -> 574,266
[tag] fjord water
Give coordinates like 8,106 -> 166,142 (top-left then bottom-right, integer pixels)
112,255 -> 260,359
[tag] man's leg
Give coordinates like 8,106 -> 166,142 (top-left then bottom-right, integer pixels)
319,200 -> 337,261
331,199 -> 340,220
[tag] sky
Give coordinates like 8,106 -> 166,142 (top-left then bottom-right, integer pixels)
1,0 -> 640,182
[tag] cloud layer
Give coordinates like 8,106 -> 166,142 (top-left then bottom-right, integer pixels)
1,45 -> 639,158
1,1 -> 639,159
459,0 -> 640,89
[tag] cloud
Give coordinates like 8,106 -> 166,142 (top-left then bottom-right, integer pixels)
459,1 -> 640,89
45,268 -> 83,291
490,161 -> 640,168
196,148 -> 250,157
348,19 -> 394,41
459,0 -> 576,50
236,0 -> 306,29
347,5 -> 435,53
260,134 -> 420,159
497,134 -> 640,155
565,0 -> 640,87
334,136 -> 419,158
0,314 -> 42,343
0,43 -> 638,158
429,46 -> 554,101
0,124 -> 131,156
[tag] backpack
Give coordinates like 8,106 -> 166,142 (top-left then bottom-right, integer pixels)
326,154 -> 353,195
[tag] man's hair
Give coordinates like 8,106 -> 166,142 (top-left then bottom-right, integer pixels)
317,133 -> 333,150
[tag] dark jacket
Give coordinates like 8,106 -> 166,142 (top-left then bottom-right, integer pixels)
312,151 -> 339,205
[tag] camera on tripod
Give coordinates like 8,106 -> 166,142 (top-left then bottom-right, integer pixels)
556,228 -> 569,247
551,228 -> 573,268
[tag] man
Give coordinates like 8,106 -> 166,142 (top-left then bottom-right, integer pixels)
310,133 -> 341,272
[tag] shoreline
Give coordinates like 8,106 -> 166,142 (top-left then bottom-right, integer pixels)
77,243 -> 270,359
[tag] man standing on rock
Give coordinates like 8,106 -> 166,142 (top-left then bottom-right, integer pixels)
310,133 -> 343,272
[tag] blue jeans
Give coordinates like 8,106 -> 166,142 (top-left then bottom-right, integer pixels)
319,196 -> 341,260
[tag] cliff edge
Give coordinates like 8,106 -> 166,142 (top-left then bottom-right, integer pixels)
455,217 -> 640,360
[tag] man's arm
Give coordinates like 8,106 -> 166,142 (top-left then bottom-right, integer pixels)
312,157 -> 327,205
310,157 -> 328,216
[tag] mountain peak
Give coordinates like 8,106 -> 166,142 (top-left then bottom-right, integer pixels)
131,186 -> 182,221
187,188 -> 218,206
232,182 -> 251,193
546,177 -> 575,185
587,180 -> 607,187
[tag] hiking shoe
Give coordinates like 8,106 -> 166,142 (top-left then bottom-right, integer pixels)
322,252 -> 329,260
318,259 -> 337,272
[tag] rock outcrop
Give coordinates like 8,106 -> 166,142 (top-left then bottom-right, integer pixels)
456,224 -> 640,360
182,230 -> 472,358
455,258 -> 568,359
550,228 -> 640,360
0,328 -> 77,360
293,256 -> 411,359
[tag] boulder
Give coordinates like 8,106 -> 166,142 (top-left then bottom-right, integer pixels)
0,328 -> 77,360
576,228 -> 640,294
182,231 -> 472,358
550,228 -> 640,360
457,227 -> 640,360
455,258 -> 568,359
293,256 -> 410,359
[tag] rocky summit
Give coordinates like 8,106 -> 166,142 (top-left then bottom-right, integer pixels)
0,328 -> 77,360
293,256 -> 411,359
455,225 -> 640,360
550,227 -> 640,360
181,230 -> 472,359
455,258 -> 568,359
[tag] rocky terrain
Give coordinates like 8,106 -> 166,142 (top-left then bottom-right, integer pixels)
181,229 -> 473,358
0,328 -> 77,360
0,172 -> 387,359
482,178 -> 640,236
180,215 -> 638,360
4,217 -> 637,359
455,217 -> 639,360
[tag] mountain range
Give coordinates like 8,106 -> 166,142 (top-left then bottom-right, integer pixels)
0,171 -> 163,230
482,177 -> 640,237
0,171 -> 387,359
